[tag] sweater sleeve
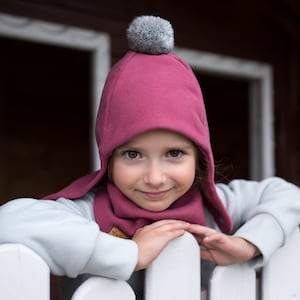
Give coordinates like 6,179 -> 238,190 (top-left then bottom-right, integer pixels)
215,177 -> 300,267
0,193 -> 138,281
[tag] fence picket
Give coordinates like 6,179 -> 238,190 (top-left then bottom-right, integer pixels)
0,243 -> 50,300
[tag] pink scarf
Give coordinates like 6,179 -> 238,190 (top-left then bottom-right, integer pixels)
93,183 -> 206,238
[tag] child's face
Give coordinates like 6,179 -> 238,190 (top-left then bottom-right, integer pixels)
110,129 -> 197,212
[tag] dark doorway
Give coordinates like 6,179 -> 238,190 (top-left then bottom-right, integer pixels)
196,73 -> 250,183
0,37 -> 91,204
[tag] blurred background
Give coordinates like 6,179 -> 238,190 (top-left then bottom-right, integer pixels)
0,0 -> 299,205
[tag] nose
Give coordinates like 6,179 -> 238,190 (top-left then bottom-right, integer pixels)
144,160 -> 166,187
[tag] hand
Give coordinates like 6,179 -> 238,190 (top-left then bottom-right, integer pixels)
132,219 -> 190,271
188,224 -> 261,265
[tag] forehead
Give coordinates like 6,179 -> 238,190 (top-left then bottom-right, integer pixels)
121,129 -> 193,147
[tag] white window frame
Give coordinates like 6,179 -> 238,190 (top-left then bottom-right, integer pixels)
175,47 -> 274,179
0,13 -> 110,170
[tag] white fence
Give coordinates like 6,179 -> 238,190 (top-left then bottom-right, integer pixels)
1,227 -> 300,300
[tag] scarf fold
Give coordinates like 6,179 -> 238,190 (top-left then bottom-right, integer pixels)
93,183 -> 206,238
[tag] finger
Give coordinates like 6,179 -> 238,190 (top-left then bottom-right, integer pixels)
201,233 -> 227,250
188,225 -> 220,245
188,224 -> 217,237
149,219 -> 190,231
150,219 -> 189,227
200,249 -> 216,263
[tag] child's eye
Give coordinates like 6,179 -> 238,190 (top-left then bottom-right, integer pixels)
167,150 -> 184,158
123,150 -> 141,159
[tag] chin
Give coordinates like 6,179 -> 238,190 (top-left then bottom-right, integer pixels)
142,203 -> 171,212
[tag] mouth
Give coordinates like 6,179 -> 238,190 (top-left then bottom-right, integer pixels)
140,188 -> 172,200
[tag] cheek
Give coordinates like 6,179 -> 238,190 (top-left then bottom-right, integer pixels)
111,162 -> 125,186
172,162 -> 196,187
111,161 -> 138,188
182,169 -> 196,187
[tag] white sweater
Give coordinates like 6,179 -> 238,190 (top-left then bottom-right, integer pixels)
0,177 -> 299,282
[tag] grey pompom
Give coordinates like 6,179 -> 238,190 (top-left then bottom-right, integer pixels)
127,16 -> 174,55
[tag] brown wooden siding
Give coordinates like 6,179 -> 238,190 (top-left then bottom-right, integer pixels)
0,0 -> 299,196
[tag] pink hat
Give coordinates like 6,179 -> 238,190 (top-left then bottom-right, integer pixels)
46,16 -> 232,233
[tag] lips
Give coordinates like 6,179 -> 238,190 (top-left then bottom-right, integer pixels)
140,189 -> 172,200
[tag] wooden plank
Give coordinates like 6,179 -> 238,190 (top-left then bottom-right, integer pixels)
261,227 -> 300,300
71,277 -> 135,300
145,232 -> 201,300
0,243 -> 50,300
209,263 -> 256,300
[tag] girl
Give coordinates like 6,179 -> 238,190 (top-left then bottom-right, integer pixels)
0,15 -> 300,298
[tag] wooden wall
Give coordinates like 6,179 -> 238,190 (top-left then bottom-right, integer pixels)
0,0 -> 299,187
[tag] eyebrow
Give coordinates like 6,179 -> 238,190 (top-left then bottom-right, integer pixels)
165,145 -> 195,151
116,143 -> 195,152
